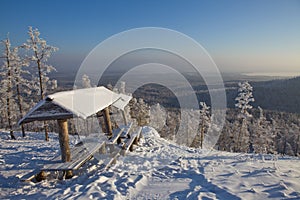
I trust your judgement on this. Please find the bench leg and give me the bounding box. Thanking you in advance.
[99,143,106,154]
[64,170,73,179]
[35,170,48,182]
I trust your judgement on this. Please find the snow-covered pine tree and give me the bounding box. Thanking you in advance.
[253,107,274,154]
[24,27,58,141]
[161,110,179,141]
[235,81,255,152]
[80,74,100,134]
[130,98,150,126]
[149,103,166,131]
[0,38,16,139]
[0,98,6,126]
[191,102,210,149]
[199,102,210,148]
[216,109,237,152]
[119,81,126,94]
[118,81,133,126]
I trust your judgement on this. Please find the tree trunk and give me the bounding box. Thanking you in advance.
[200,126,204,149]
[236,119,244,152]
[5,42,15,140]
[16,82,26,137]
[36,59,44,100]
[44,121,49,141]
[295,134,300,156]
[36,57,49,141]
[7,95,15,140]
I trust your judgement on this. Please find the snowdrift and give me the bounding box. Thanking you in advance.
[0,127,300,199]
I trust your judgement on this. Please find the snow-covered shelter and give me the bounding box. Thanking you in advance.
[18,86,132,177]
[18,86,131,124]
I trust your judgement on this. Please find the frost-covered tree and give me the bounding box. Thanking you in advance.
[191,102,210,149]
[199,102,210,149]
[160,110,179,141]
[0,38,16,139]
[11,45,31,137]
[79,74,96,134]
[81,74,91,88]
[149,103,166,131]
[235,81,255,152]
[25,26,58,141]
[176,109,200,147]
[130,98,150,126]
[252,107,274,153]
[199,102,210,148]
[119,81,126,94]
[217,119,240,152]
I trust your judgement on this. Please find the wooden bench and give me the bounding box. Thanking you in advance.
[103,126,142,169]
[20,123,141,182]
[42,141,105,171]
[122,127,142,154]
[21,139,106,181]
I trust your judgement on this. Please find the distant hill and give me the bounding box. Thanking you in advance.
[134,76,300,114]
[225,76,300,113]
[53,70,300,114]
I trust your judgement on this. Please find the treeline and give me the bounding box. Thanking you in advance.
[131,76,300,114]
[225,76,300,114]
[217,108,300,156]
[145,81,300,156]
[0,27,58,140]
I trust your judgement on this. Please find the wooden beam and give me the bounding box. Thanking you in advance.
[103,107,113,136]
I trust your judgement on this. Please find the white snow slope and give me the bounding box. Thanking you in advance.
[0,127,300,200]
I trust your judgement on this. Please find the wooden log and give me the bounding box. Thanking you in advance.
[103,107,113,136]
[57,119,71,162]
[57,119,72,179]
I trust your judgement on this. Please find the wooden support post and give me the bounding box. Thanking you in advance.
[57,119,72,179]
[103,107,113,137]
[122,110,128,126]
[57,119,71,162]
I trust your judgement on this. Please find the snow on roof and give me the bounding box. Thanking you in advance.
[18,86,132,124]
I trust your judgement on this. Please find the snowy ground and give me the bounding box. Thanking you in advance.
[1,127,300,200]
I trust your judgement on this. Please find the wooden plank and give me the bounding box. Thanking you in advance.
[122,127,142,153]
[110,128,124,144]
[135,127,142,144]
[123,133,137,153]
[42,141,105,171]
[120,122,133,138]
[20,169,42,182]
[72,141,105,170]
[90,143,122,170]
[104,147,122,170]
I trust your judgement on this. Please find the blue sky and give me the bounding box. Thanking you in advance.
[1,0,299,73]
